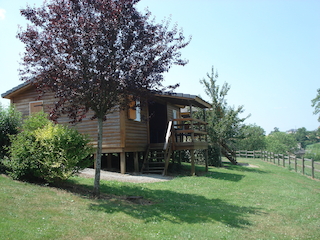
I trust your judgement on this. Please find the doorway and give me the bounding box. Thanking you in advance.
[148,102,167,143]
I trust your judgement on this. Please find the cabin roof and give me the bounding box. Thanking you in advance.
[156,92,211,108]
[2,82,211,108]
[1,81,31,99]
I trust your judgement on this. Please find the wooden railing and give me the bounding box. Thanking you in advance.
[163,121,173,175]
[172,118,208,143]
[236,150,320,180]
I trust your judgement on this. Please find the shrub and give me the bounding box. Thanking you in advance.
[305,143,320,161]
[3,112,93,182]
[0,104,22,159]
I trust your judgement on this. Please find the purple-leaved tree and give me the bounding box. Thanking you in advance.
[17,0,190,196]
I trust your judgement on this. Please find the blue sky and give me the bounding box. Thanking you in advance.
[0,0,319,134]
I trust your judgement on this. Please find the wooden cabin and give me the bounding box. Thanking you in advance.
[2,82,211,175]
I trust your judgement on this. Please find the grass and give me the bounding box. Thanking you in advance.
[1,157,319,239]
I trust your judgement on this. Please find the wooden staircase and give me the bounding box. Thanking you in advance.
[141,147,166,174]
[220,142,237,165]
[141,121,173,175]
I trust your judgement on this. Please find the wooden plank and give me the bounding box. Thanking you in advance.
[175,129,207,135]
[134,152,139,173]
[173,118,208,125]
[120,152,126,174]
[120,109,126,148]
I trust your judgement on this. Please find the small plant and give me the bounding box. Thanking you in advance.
[3,112,93,182]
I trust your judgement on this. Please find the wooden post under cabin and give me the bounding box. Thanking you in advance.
[120,152,126,174]
[107,153,112,170]
[134,152,139,173]
[190,149,195,176]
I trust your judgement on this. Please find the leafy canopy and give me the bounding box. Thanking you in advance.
[200,66,250,143]
[266,131,297,154]
[235,124,266,151]
[18,0,190,122]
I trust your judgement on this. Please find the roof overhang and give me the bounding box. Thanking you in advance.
[1,81,32,99]
[155,93,211,109]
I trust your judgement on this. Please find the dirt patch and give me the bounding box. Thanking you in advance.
[237,163,260,168]
[78,168,174,183]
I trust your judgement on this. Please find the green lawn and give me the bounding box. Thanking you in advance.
[1,158,319,240]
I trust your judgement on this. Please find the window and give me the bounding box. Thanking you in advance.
[128,98,141,122]
[29,101,43,115]
[173,109,178,128]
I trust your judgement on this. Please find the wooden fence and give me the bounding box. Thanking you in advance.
[236,150,320,180]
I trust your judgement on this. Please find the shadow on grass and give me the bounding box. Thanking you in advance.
[202,171,245,181]
[86,183,263,228]
[176,162,268,182]
[51,162,267,228]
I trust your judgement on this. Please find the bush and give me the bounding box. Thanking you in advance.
[305,143,320,161]
[3,112,93,182]
[0,104,22,159]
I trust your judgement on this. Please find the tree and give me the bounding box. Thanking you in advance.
[311,88,320,122]
[17,0,190,196]
[269,127,280,135]
[199,66,250,166]
[266,131,297,154]
[235,124,266,151]
[294,127,309,149]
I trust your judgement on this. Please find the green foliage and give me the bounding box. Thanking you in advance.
[198,66,250,165]
[235,124,266,151]
[0,104,22,159]
[293,127,320,148]
[311,88,320,122]
[3,112,93,182]
[305,143,320,161]
[266,131,298,154]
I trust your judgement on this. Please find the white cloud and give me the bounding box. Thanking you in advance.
[0,8,6,20]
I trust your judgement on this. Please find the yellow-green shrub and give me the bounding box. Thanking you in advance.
[4,112,93,182]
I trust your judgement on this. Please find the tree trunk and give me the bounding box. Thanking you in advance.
[94,117,103,197]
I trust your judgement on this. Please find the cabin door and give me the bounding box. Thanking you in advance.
[148,102,167,143]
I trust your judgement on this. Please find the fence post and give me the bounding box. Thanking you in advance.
[282,154,285,167]
[288,155,291,169]
[277,154,280,165]
[302,157,305,175]
[312,158,314,179]
[294,156,297,172]
[269,151,271,162]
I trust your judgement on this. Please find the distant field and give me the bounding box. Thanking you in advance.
[1,158,319,240]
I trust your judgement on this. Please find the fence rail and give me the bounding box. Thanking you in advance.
[236,150,320,180]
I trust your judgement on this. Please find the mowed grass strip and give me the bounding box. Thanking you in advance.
[0,157,319,240]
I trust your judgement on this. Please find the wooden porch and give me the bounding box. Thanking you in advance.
[141,115,209,176]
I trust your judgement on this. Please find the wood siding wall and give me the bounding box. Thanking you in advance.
[8,86,191,154]
[124,103,148,152]
[9,86,149,153]
[167,103,180,120]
